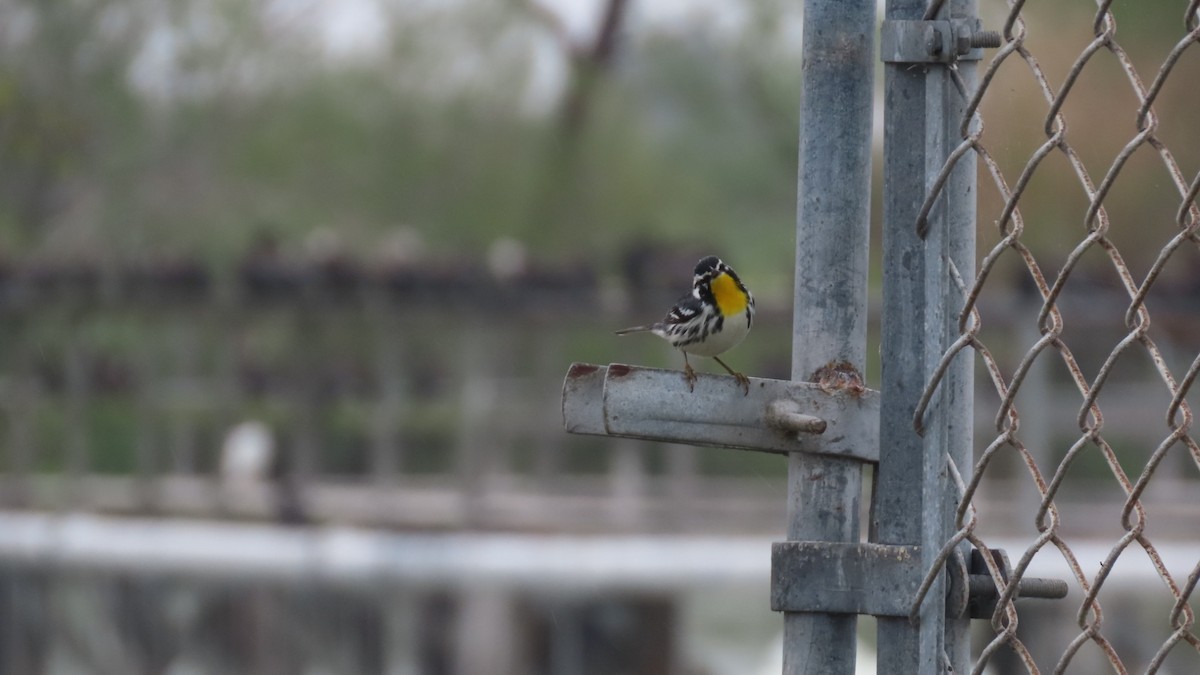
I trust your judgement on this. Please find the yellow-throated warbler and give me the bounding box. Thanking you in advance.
[616,255,754,395]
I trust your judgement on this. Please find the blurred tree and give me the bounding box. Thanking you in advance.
[514,0,632,249]
[0,0,809,271]
[3,0,1187,286]
[0,0,146,249]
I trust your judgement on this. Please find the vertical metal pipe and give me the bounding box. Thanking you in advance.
[786,1,875,672]
[938,6,978,673]
[877,0,935,669]
[877,1,979,672]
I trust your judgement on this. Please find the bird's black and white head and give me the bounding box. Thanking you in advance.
[693,255,745,289]
[691,255,752,319]
[692,255,726,287]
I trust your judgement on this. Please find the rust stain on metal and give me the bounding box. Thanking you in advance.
[566,363,600,379]
[810,360,866,396]
[608,364,633,378]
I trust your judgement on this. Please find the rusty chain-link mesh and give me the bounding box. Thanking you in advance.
[910,1,1200,673]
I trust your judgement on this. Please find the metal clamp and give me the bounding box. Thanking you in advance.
[881,18,1001,64]
[772,542,922,617]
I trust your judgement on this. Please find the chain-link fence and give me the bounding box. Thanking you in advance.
[911,1,1200,672]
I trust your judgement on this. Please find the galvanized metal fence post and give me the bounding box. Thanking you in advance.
[786,1,876,672]
[877,0,979,673]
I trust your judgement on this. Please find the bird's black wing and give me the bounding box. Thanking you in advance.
[664,294,704,326]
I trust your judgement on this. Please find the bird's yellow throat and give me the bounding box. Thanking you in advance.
[711,272,748,317]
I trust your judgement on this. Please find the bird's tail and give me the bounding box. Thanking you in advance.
[615,325,655,336]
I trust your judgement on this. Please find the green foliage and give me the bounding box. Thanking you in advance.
[0,0,811,274]
[0,0,1194,284]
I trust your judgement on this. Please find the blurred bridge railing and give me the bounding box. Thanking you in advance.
[0,255,1196,537]
[0,253,798,534]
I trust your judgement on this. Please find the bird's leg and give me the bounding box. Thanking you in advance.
[682,353,698,392]
[713,356,750,396]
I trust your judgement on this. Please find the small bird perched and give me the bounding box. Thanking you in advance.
[616,255,755,395]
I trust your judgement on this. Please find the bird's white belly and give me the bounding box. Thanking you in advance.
[681,313,751,357]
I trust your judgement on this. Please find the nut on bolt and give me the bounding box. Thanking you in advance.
[926,25,944,57]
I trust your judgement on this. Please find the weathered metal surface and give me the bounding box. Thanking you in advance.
[878,0,941,670]
[561,363,879,462]
[771,542,922,617]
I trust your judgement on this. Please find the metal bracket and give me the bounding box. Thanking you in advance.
[772,543,1067,618]
[881,19,1001,64]
[772,542,922,617]
[561,363,879,461]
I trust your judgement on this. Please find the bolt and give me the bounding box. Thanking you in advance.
[954,26,1002,56]
[967,575,1068,600]
[766,399,828,436]
[971,30,1002,49]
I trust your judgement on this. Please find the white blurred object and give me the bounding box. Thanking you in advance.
[304,226,344,263]
[487,237,528,281]
[378,226,427,266]
[220,420,275,483]
[752,626,998,675]
[752,631,876,675]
